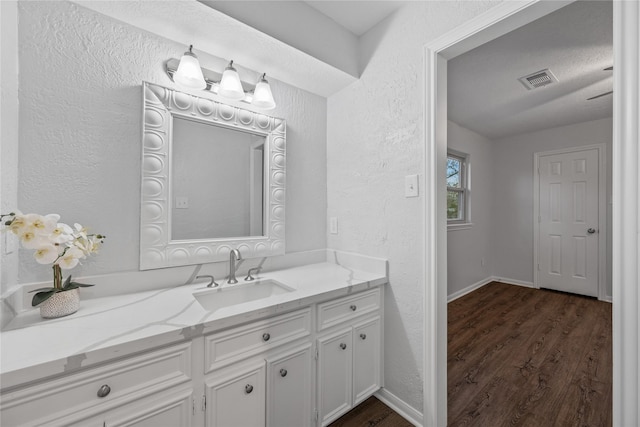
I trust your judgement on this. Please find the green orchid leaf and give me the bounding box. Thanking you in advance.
[31,290,60,307]
[28,287,57,293]
[72,282,94,288]
[63,275,72,287]
[63,282,94,290]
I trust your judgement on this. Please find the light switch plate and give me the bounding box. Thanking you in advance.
[405,174,419,197]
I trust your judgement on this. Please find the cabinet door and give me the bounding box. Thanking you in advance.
[266,343,313,427]
[205,360,266,427]
[353,317,381,405]
[317,328,352,426]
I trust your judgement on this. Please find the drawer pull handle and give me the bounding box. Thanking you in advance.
[360,333,367,340]
[340,343,347,350]
[97,384,111,398]
[245,384,254,394]
[280,368,288,377]
[350,305,357,311]
[262,333,271,341]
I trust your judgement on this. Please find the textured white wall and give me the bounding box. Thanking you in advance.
[327,0,500,413]
[14,1,327,284]
[491,117,613,297]
[0,1,20,301]
[447,121,494,296]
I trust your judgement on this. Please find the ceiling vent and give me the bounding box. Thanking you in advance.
[518,68,559,90]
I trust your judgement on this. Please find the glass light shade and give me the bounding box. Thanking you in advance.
[174,47,206,90]
[218,61,246,100]
[252,75,276,110]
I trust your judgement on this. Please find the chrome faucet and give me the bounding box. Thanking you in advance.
[228,249,242,284]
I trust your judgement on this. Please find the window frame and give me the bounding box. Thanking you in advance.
[447,150,470,227]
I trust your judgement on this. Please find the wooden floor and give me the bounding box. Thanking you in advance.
[448,282,612,427]
[329,397,414,427]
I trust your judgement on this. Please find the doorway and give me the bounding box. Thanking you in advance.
[422,1,640,426]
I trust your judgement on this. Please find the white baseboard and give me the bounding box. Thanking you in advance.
[447,276,537,303]
[447,277,494,302]
[491,276,535,288]
[374,388,423,427]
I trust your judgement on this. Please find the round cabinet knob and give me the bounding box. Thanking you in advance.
[350,305,357,311]
[280,368,288,377]
[360,333,367,340]
[587,228,596,234]
[97,384,111,398]
[340,343,347,350]
[262,333,271,342]
[245,384,254,394]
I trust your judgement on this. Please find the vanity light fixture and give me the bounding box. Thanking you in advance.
[218,61,246,100]
[165,46,277,109]
[173,45,207,90]
[252,74,276,110]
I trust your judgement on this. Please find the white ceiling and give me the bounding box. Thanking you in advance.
[304,1,406,36]
[448,0,613,140]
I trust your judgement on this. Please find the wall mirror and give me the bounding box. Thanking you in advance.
[140,82,286,270]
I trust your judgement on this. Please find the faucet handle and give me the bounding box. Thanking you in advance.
[196,275,219,288]
[245,267,261,281]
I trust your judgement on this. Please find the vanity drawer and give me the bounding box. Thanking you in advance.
[317,288,381,331]
[204,308,311,372]
[0,341,192,426]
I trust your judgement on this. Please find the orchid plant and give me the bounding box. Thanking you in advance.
[1,212,106,306]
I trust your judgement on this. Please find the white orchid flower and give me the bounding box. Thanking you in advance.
[8,213,27,235]
[50,222,74,244]
[19,229,51,249]
[58,246,84,270]
[35,213,60,235]
[33,244,60,264]
[73,223,88,239]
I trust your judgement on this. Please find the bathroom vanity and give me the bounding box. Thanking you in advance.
[0,258,387,427]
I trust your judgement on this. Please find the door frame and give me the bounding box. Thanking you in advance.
[533,144,607,300]
[423,1,640,426]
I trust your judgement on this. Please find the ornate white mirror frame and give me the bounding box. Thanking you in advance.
[140,82,286,270]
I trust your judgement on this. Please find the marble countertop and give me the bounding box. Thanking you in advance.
[0,261,387,390]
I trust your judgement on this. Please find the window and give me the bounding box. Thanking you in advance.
[447,151,469,224]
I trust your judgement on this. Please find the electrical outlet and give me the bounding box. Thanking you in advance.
[329,217,338,234]
[175,197,189,209]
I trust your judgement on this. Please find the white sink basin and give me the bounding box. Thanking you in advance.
[193,279,295,313]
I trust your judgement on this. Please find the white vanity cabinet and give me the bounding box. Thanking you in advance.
[316,289,382,426]
[0,286,384,427]
[202,308,313,427]
[0,341,193,427]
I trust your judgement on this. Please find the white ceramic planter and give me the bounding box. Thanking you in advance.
[39,288,80,319]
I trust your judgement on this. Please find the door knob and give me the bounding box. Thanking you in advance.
[587,228,596,234]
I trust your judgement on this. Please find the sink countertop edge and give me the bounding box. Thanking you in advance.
[0,262,387,391]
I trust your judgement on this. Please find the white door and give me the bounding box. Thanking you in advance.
[205,360,266,427]
[537,147,600,297]
[352,317,381,406]
[317,328,352,426]
[266,344,312,427]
